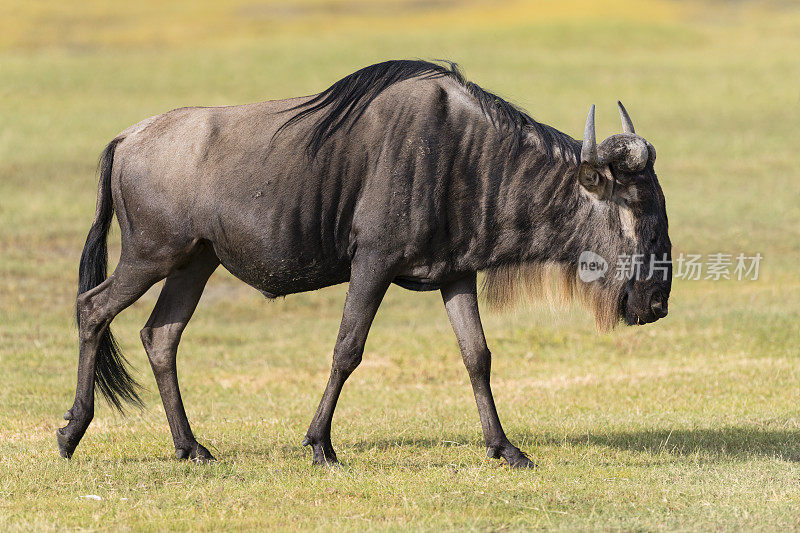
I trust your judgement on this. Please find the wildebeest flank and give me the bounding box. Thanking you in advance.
[58,60,671,468]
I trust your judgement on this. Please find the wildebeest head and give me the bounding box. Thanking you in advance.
[577,102,671,326]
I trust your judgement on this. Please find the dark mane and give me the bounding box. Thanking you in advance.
[275,59,577,160]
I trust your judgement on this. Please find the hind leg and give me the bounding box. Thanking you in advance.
[140,249,219,462]
[58,260,164,458]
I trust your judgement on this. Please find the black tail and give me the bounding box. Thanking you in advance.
[77,138,143,412]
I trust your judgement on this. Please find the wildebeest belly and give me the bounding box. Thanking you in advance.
[217,248,351,298]
[202,188,354,297]
[206,206,352,297]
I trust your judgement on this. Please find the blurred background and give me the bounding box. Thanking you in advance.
[1,0,799,529]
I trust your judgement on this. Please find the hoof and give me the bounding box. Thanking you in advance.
[176,442,216,463]
[487,444,536,469]
[57,403,92,459]
[507,453,536,469]
[56,425,83,459]
[302,435,339,466]
[57,428,73,459]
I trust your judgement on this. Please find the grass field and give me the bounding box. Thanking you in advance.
[1,0,800,530]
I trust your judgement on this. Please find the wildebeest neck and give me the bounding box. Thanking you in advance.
[447,115,585,272]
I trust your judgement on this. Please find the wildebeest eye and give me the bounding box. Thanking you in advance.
[610,164,634,185]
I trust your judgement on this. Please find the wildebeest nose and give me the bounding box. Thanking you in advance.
[650,291,668,319]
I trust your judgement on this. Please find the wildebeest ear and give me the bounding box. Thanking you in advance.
[577,162,606,196]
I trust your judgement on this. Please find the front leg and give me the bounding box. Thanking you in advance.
[441,273,534,469]
[303,255,393,465]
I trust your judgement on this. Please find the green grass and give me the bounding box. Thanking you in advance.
[1,0,800,530]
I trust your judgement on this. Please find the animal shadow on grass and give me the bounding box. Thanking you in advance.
[337,427,800,465]
[530,426,800,463]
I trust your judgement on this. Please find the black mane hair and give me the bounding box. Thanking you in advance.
[276,59,578,161]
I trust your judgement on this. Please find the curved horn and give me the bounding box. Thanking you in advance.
[617,100,635,134]
[581,104,597,164]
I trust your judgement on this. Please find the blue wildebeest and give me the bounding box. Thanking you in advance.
[58,60,671,468]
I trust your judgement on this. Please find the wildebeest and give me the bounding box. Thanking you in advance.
[57,60,671,468]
